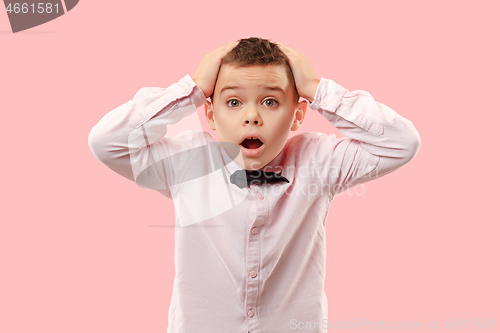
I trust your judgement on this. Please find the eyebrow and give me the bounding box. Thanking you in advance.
[219,85,285,94]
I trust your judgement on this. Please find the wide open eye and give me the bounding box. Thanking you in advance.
[227,99,242,108]
[262,99,278,107]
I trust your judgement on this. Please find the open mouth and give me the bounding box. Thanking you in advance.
[240,137,264,149]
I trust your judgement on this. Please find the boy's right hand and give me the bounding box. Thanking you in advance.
[193,41,239,98]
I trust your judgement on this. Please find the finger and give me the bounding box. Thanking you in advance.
[274,41,287,48]
[276,42,295,53]
[275,43,300,63]
[275,42,288,53]
[220,41,239,55]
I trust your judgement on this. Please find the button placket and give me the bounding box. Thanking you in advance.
[244,188,268,332]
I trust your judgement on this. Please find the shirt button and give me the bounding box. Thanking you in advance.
[247,309,255,317]
[251,227,259,235]
[256,193,264,200]
[183,87,189,93]
[249,270,257,278]
[320,99,328,106]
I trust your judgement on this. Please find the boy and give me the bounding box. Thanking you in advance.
[88,37,421,333]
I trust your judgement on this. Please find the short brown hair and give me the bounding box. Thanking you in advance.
[211,37,299,103]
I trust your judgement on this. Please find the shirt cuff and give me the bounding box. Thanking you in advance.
[180,74,207,109]
[308,77,384,136]
[309,77,347,112]
[129,75,207,128]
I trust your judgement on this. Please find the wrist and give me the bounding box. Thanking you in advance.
[303,79,320,103]
[192,78,209,98]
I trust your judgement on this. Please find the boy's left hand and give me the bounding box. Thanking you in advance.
[275,42,320,103]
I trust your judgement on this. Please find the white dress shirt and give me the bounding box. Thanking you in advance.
[88,74,421,332]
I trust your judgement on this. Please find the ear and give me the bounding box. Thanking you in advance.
[290,100,308,131]
[204,100,217,130]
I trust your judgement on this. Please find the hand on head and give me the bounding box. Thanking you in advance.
[193,40,320,103]
[193,38,315,171]
[192,41,239,98]
[273,42,320,103]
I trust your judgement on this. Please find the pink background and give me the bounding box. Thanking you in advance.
[1,0,498,332]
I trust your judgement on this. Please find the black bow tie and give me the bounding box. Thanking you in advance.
[229,169,289,188]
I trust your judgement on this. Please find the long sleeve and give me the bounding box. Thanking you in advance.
[88,75,207,199]
[307,77,421,197]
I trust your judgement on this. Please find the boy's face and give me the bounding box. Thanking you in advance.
[205,64,307,170]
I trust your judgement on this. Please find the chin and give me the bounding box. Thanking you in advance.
[242,158,272,171]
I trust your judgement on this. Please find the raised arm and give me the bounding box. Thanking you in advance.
[88,42,238,199]
[88,76,207,199]
[277,42,421,196]
[309,79,421,194]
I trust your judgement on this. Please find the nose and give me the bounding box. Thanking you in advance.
[243,107,262,126]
